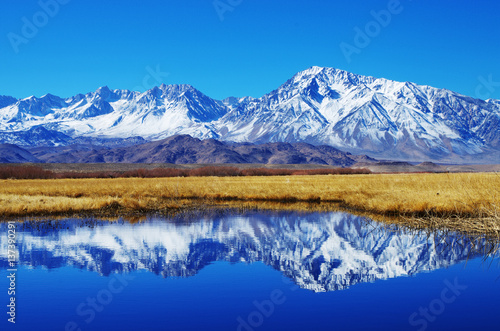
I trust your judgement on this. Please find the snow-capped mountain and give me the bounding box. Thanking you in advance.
[0,84,225,141]
[0,211,490,292]
[1,67,499,162]
[218,67,500,162]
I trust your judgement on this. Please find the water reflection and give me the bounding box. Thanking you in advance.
[0,211,496,292]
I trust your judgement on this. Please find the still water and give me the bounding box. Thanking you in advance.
[1,211,499,331]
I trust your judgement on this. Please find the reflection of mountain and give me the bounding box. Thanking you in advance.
[0,212,490,292]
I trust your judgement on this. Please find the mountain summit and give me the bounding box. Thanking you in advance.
[1,67,499,162]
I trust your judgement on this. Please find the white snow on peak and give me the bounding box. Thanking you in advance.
[1,67,499,161]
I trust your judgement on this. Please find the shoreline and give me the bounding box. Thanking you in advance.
[2,201,499,241]
[1,172,499,236]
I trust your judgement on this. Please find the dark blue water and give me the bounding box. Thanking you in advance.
[1,211,499,331]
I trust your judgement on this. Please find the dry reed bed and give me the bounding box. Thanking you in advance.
[1,173,499,235]
[0,165,370,179]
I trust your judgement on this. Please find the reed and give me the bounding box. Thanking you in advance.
[1,173,499,235]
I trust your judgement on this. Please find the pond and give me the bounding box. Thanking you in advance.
[1,211,499,330]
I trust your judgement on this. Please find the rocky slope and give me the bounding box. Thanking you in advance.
[4,135,372,165]
[1,67,499,162]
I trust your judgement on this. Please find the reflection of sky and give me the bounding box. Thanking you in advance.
[1,258,500,331]
[0,212,496,292]
[1,211,500,330]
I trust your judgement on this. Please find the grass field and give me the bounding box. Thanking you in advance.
[1,173,499,235]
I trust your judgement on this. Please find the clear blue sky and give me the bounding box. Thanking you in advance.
[1,0,499,100]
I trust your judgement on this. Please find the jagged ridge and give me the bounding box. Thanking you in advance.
[1,67,499,162]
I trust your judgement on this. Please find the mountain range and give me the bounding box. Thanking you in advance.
[0,134,373,165]
[1,66,499,163]
[0,211,488,292]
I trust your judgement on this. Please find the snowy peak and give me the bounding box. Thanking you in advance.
[289,66,372,91]
[95,85,112,96]
[0,83,228,141]
[159,84,228,122]
[1,67,500,162]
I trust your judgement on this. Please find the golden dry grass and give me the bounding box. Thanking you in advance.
[1,173,499,235]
